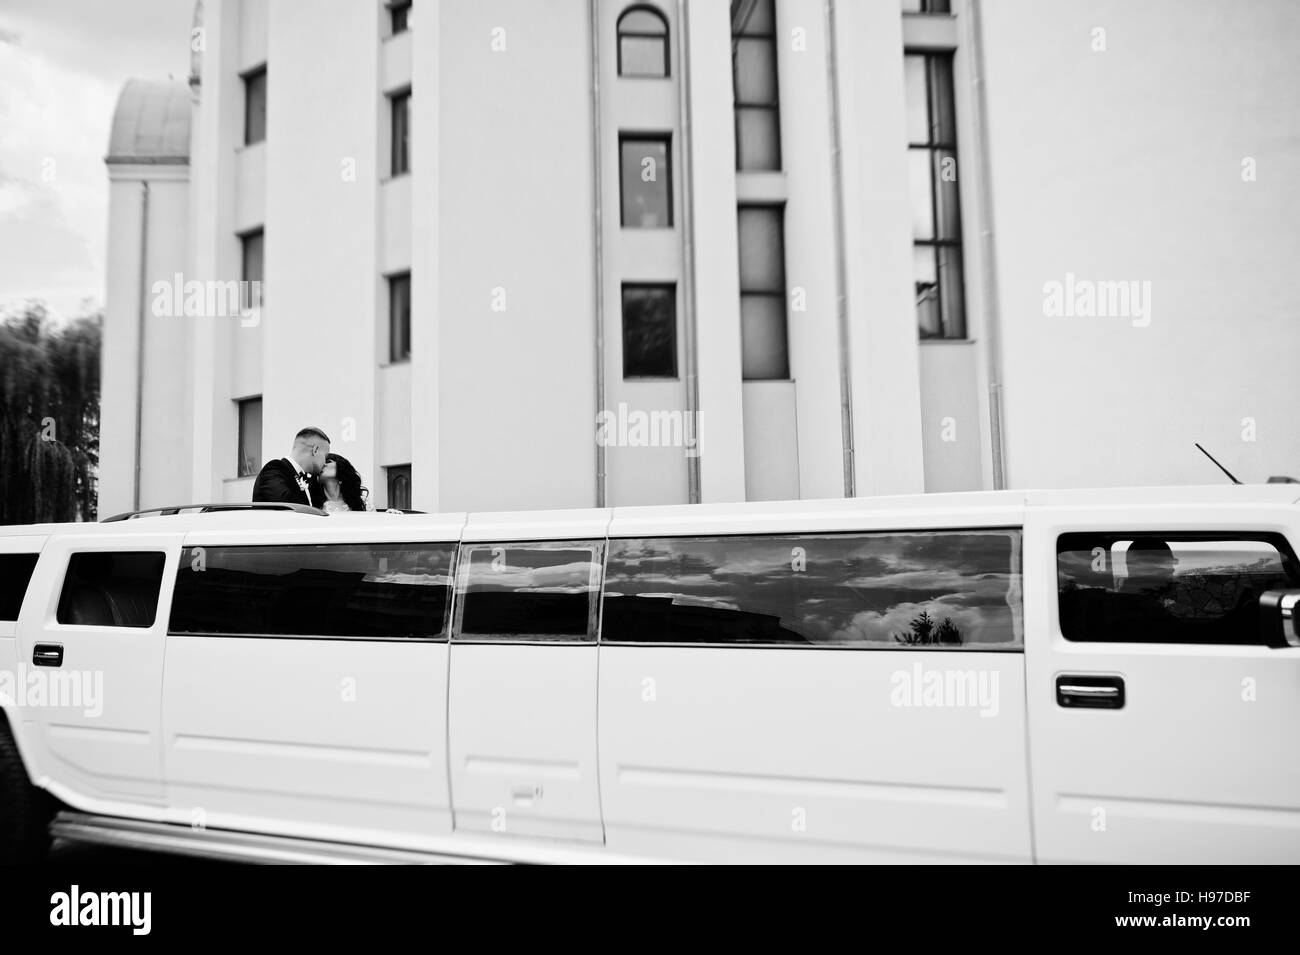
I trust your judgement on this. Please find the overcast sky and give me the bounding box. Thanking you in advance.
[0,0,191,321]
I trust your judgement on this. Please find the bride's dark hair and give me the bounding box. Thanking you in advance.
[325,453,367,511]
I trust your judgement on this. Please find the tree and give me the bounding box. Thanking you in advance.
[894,609,964,646]
[0,302,101,524]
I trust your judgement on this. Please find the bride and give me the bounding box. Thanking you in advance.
[319,453,372,512]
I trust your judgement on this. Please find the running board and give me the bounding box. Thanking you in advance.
[49,812,504,865]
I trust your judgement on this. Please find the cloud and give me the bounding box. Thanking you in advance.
[0,37,116,315]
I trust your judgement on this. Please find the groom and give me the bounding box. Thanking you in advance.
[251,426,330,508]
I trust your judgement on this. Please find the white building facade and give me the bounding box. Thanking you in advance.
[99,0,1300,517]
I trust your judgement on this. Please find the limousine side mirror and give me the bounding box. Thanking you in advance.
[1259,590,1300,649]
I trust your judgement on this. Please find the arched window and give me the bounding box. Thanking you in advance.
[617,6,669,77]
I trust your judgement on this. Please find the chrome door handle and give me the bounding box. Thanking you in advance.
[1056,674,1124,709]
[32,643,64,668]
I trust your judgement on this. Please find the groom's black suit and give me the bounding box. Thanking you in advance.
[251,458,324,508]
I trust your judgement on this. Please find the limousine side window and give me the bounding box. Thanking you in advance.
[602,530,1023,648]
[169,543,455,640]
[0,553,39,621]
[1057,533,1299,645]
[56,552,167,628]
[454,541,605,643]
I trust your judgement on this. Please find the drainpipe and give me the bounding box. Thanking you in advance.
[677,0,702,504]
[824,0,856,497]
[133,180,150,510]
[968,0,1007,489]
[589,0,607,508]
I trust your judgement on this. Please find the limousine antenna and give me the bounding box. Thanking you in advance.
[1194,443,1242,485]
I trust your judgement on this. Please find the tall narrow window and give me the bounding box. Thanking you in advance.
[389,272,411,362]
[240,228,264,313]
[390,90,411,177]
[243,65,267,145]
[619,135,672,228]
[905,52,966,339]
[731,0,780,171]
[737,205,788,379]
[389,0,411,34]
[622,284,677,378]
[617,7,669,77]
[901,0,951,12]
[387,465,412,510]
[237,397,262,478]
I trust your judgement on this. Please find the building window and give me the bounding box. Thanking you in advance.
[619,135,672,228]
[901,0,952,13]
[617,6,669,77]
[387,464,412,510]
[389,272,411,362]
[389,0,411,35]
[390,90,411,177]
[905,52,966,340]
[737,205,788,380]
[622,284,677,378]
[243,65,267,146]
[731,0,780,171]
[237,397,263,478]
[240,228,264,312]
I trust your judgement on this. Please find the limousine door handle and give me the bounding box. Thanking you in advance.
[32,643,64,668]
[1056,674,1124,709]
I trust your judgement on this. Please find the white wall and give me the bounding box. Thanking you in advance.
[834,0,927,495]
[435,0,598,511]
[261,0,380,488]
[982,0,1300,487]
[100,169,193,516]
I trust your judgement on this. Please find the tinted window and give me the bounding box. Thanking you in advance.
[618,7,669,77]
[620,136,672,228]
[57,552,166,628]
[732,0,780,171]
[455,542,603,642]
[738,205,788,380]
[391,91,410,176]
[0,553,39,621]
[237,396,262,477]
[389,272,411,362]
[244,66,266,145]
[602,531,1022,648]
[622,284,677,378]
[170,544,454,639]
[390,0,410,34]
[1058,533,1299,645]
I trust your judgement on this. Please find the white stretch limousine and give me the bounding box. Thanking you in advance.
[1,485,1298,865]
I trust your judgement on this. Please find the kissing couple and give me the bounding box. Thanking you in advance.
[251,426,372,513]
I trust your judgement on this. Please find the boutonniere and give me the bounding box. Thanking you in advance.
[295,475,309,494]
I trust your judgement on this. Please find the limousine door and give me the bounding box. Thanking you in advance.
[162,516,465,847]
[1025,496,1300,863]
[596,499,1034,863]
[447,511,609,843]
[15,529,181,808]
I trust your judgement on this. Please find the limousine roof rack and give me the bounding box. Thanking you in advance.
[101,502,327,522]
